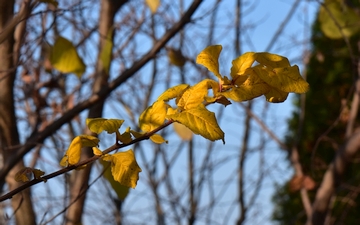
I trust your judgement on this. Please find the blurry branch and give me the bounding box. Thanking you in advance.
[308,131,360,225]
[236,101,251,225]
[0,0,204,186]
[345,43,360,137]
[0,120,174,202]
[0,0,35,45]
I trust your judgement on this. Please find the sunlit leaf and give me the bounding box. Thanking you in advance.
[60,135,100,167]
[100,28,114,74]
[93,147,103,156]
[177,79,218,110]
[86,118,124,134]
[254,65,309,93]
[150,134,168,144]
[222,68,271,102]
[319,0,360,39]
[101,160,130,200]
[157,84,190,102]
[109,150,142,189]
[173,122,193,141]
[230,52,257,85]
[168,104,224,143]
[255,52,290,69]
[50,36,86,78]
[145,0,160,14]
[139,100,167,132]
[196,45,222,79]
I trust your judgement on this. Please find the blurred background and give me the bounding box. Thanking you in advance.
[1,0,360,224]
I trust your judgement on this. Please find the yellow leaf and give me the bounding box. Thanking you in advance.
[255,52,290,69]
[173,122,193,141]
[168,48,186,67]
[101,160,130,200]
[145,0,160,14]
[196,45,222,79]
[93,147,103,156]
[150,134,168,144]
[100,28,114,74]
[222,68,271,102]
[230,52,257,85]
[177,79,218,110]
[319,0,360,39]
[86,118,124,134]
[109,150,142,189]
[130,130,145,139]
[139,100,167,132]
[39,0,58,7]
[50,36,86,78]
[265,88,289,103]
[15,167,45,182]
[118,127,133,144]
[168,104,224,143]
[157,84,190,102]
[60,135,100,167]
[205,95,232,107]
[254,65,309,93]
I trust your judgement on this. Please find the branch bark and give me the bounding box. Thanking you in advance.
[0,0,36,224]
[0,0,204,187]
[308,131,360,225]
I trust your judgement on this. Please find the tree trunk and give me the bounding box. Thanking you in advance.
[65,1,126,224]
[0,0,36,224]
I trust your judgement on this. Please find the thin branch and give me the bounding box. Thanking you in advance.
[0,0,204,186]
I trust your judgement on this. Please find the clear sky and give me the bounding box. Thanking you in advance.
[23,1,320,224]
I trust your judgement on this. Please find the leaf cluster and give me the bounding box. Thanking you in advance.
[14,45,308,199]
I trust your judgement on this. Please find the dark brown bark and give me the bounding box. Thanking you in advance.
[0,0,36,224]
[65,1,126,224]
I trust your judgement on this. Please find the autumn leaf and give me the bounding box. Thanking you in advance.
[319,0,360,39]
[230,52,257,85]
[264,87,289,103]
[173,122,193,141]
[100,28,114,74]
[255,52,290,69]
[39,0,58,7]
[86,118,124,134]
[117,127,133,144]
[150,134,168,144]
[60,135,100,167]
[139,100,167,132]
[168,48,186,67]
[105,150,142,189]
[157,84,190,102]
[254,65,309,93]
[15,167,45,182]
[50,36,86,78]
[176,79,219,110]
[101,160,130,200]
[145,0,160,14]
[168,104,225,143]
[196,45,222,79]
[92,147,103,156]
[222,67,271,102]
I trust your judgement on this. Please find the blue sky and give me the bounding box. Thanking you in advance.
[21,1,320,224]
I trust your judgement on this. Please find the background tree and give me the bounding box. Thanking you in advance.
[0,0,316,224]
[272,0,360,224]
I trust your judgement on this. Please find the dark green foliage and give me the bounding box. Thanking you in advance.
[272,6,360,224]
